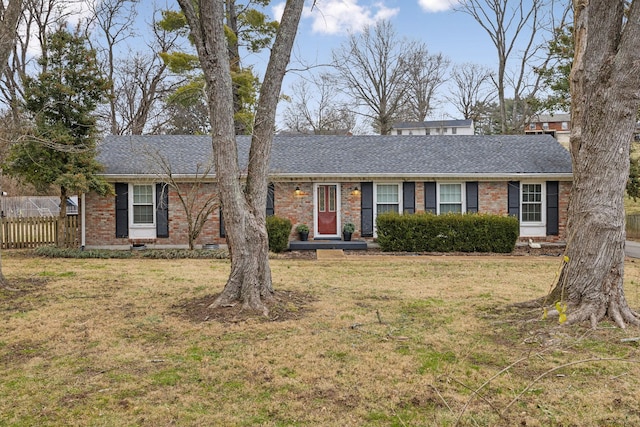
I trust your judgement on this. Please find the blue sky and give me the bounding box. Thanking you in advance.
[64,0,512,124]
[272,0,494,69]
[264,0,497,122]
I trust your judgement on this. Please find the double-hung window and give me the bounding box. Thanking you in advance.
[376,184,400,214]
[521,184,543,223]
[132,184,154,225]
[439,183,463,213]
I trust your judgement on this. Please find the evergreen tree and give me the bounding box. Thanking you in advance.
[5,27,111,244]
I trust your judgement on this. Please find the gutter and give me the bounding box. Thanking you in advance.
[98,172,574,181]
[81,193,86,249]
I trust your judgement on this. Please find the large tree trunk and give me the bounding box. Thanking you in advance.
[177,0,304,314]
[544,0,640,328]
[0,0,22,290]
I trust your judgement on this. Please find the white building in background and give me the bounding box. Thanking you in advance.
[392,119,475,136]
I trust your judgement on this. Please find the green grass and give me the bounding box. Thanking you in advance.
[2,251,640,426]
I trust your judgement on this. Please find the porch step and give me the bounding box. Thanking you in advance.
[288,239,368,251]
[316,249,345,260]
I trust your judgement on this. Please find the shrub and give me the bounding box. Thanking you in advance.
[34,246,230,259]
[376,212,519,253]
[266,215,293,253]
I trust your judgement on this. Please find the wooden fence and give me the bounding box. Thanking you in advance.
[627,214,640,240]
[0,216,78,249]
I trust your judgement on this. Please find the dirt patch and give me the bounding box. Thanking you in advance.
[174,289,317,324]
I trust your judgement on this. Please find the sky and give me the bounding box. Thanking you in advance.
[265,0,499,122]
[61,0,533,128]
[273,0,493,68]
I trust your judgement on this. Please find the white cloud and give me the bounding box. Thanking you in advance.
[302,0,399,35]
[417,0,459,13]
[272,2,286,22]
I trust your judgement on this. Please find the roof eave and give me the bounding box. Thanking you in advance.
[100,172,573,182]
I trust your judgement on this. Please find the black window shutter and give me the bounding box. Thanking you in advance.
[266,182,275,216]
[466,182,479,213]
[115,183,128,238]
[361,182,374,237]
[508,181,520,218]
[219,207,226,238]
[156,183,169,238]
[403,182,415,214]
[546,181,559,235]
[424,182,437,213]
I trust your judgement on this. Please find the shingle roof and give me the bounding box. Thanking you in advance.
[96,134,572,178]
[392,119,473,129]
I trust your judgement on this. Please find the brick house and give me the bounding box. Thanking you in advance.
[525,113,571,148]
[82,134,572,249]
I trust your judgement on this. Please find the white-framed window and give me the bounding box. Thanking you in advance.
[132,184,155,225]
[521,183,543,223]
[396,130,402,135]
[561,121,568,130]
[376,184,400,215]
[529,123,536,130]
[452,127,457,134]
[438,183,464,214]
[425,129,430,135]
[542,122,549,130]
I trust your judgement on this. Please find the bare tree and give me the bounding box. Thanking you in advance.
[0,0,22,69]
[456,0,558,133]
[331,20,413,135]
[176,0,304,314]
[537,0,640,328]
[281,73,357,135]
[446,63,495,123]
[84,0,138,134]
[402,47,450,122]
[139,144,218,250]
[85,2,182,135]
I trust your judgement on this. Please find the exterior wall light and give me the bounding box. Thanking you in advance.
[351,186,361,196]
[294,186,303,196]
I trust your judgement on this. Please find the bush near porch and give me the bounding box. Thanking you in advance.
[376,212,519,253]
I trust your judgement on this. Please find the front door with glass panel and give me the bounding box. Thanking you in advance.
[317,184,337,236]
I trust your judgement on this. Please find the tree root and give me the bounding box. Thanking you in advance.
[542,301,640,329]
[0,277,20,292]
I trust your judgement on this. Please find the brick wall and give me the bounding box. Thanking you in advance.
[85,179,570,248]
[84,182,222,248]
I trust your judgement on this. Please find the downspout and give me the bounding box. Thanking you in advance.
[81,193,86,250]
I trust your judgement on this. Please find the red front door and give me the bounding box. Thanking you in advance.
[317,185,337,235]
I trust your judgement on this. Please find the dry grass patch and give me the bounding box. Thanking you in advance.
[2,251,640,426]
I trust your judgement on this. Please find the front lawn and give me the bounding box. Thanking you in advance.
[2,251,640,426]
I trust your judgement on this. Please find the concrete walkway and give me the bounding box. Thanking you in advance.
[626,240,640,258]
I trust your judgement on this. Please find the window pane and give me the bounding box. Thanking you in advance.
[329,186,336,212]
[521,184,542,222]
[522,204,542,222]
[133,185,153,204]
[440,204,462,214]
[377,185,398,203]
[318,187,326,212]
[440,184,461,203]
[377,204,399,214]
[133,205,154,224]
